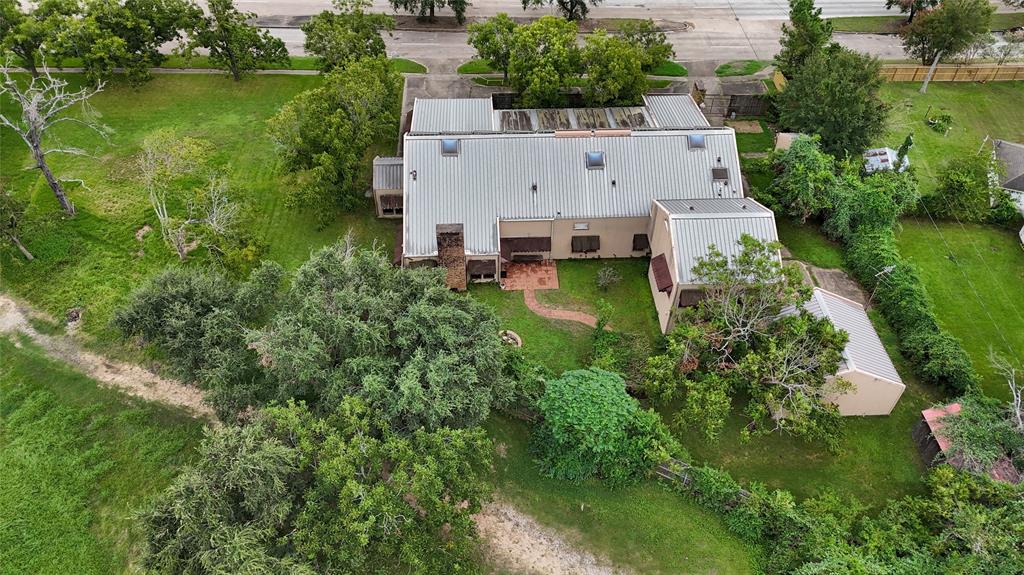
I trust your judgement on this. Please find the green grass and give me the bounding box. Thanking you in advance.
[715,60,770,77]
[458,59,496,74]
[389,58,428,74]
[0,336,203,574]
[1,74,399,346]
[829,13,1024,33]
[734,121,774,154]
[49,55,425,73]
[648,61,688,77]
[776,218,848,270]
[879,81,1024,195]
[895,220,1024,400]
[486,416,759,574]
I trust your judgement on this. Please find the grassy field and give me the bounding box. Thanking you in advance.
[1,74,399,345]
[828,13,1024,33]
[0,336,203,574]
[776,218,848,270]
[878,81,1024,194]
[733,120,775,155]
[486,416,758,574]
[50,55,426,73]
[715,60,770,77]
[458,59,496,74]
[896,220,1024,400]
[648,61,689,77]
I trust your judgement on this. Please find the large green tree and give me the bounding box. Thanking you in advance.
[267,56,401,215]
[900,0,994,66]
[189,0,289,80]
[777,45,887,157]
[467,12,517,81]
[579,30,648,107]
[885,0,938,23]
[142,399,493,575]
[302,0,394,72]
[617,18,674,72]
[926,151,1006,223]
[775,0,833,78]
[390,0,470,24]
[0,0,79,76]
[520,0,600,21]
[507,16,578,108]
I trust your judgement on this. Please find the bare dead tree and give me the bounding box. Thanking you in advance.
[990,348,1023,432]
[0,59,108,216]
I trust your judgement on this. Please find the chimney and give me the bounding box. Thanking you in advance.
[436,223,467,291]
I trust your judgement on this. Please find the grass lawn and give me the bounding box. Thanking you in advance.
[52,55,426,73]
[648,61,688,77]
[487,416,759,574]
[1,74,399,346]
[829,13,1024,33]
[458,59,496,74]
[895,219,1024,400]
[878,81,1024,194]
[389,58,428,74]
[734,120,774,155]
[776,218,847,270]
[715,60,770,77]
[0,336,203,574]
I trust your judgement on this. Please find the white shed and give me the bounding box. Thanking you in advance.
[863,147,908,174]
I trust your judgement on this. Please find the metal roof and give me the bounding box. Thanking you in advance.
[409,98,493,133]
[995,140,1024,192]
[402,128,744,257]
[643,94,710,128]
[663,198,778,284]
[790,288,904,385]
[372,156,403,190]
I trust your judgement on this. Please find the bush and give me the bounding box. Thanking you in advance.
[926,153,1002,223]
[595,265,621,291]
[901,331,977,393]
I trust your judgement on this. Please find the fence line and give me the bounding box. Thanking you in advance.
[880,64,1024,82]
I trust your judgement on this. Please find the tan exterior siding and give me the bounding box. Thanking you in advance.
[647,203,679,333]
[499,217,651,260]
[829,370,906,416]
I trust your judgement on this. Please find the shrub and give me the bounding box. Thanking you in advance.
[926,153,1003,223]
[595,265,621,291]
[901,331,977,393]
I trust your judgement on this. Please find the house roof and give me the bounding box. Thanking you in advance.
[643,95,711,128]
[372,156,403,190]
[402,128,744,257]
[657,198,778,285]
[995,139,1024,192]
[791,288,903,385]
[410,98,494,133]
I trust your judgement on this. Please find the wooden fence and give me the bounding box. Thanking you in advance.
[881,64,1024,82]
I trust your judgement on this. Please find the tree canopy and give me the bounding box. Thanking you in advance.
[302,0,394,72]
[467,12,517,80]
[617,19,674,72]
[579,31,648,107]
[507,16,579,108]
[900,0,994,65]
[189,0,290,80]
[775,0,833,78]
[390,0,470,24]
[0,0,79,76]
[521,0,600,21]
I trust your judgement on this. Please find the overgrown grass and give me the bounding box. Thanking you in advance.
[0,336,203,574]
[878,81,1024,194]
[648,61,688,77]
[829,13,1024,33]
[776,218,847,270]
[715,60,770,77]
[458,59,496,74]
[486,416,759,574]
[895,220,1024,400]
[1,74,399,346]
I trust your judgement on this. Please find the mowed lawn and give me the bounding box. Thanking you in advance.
[0,336,204,574]
[878,81,1024,194]
[0,74,399,345]
[896,220,1024,400]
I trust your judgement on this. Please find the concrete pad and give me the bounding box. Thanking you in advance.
[809,266,871,308]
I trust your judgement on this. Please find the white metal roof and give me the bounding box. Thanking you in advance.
[409,98,493,133]
[662,198,779,284]
[402,128,744,257]
[788,288,904,385]
[372,156,403,190]
[643,95,711,128]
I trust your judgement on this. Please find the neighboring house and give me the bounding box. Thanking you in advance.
[379,94,776,299]
[914,403,1022,484]
[782,288,906,416]
[863,147,908,174]
[992,140,1024,245]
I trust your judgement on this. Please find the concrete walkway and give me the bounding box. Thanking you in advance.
[523,289,600,329]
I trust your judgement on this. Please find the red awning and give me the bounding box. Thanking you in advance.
[651,253,673,292]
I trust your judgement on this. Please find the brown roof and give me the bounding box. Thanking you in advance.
[651,253,673,292]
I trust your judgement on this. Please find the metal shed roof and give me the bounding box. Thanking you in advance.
[643,94,710,128]
[410,98,493,133]
[662,198,778,284]
[402,128,744,257]
[372,156,403,190]
[789,288,904,385]
[995,140,1024,193]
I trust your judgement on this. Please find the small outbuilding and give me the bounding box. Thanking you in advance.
[913,403,1022,484]
[863,147,908,174]
[992,140,1024,245]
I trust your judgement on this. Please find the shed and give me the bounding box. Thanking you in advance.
[863,147,908,174]
[914,403,1022,484]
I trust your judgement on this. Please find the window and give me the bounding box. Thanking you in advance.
[573,222,590,231]
[571,235,601,253]
[632,233,649,252]
[585,151,605,169]
[441,139,459,156]
[687,134,706,150]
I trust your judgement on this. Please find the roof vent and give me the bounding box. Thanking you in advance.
[687,134,706,150]
[585,151,605,169]
[531,183,538,192]
[712,167,729,182]
[441,139,459,156]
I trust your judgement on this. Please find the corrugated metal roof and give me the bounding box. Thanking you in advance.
[372,156,403,190]
[791,288,903,385]
[410,98,493,133]
[402,129,744,257]
[657,197,772,216]
[667,200,778,284]
[644,95,710,128]
[995,140,1024,192]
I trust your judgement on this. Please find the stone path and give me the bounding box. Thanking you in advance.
[523,289,600,329]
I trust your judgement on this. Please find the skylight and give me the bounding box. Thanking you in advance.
[712,167,729,182]
[687,134,706,150]
[441,139,459,156]
[585,151,605,169]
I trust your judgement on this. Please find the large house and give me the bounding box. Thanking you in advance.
[374,94,780,332]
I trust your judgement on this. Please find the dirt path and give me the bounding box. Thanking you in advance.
[474,501,631,575]
[0,293,215,420]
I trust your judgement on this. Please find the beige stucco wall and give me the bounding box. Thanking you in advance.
[499,217,651,260]
[373,188,403,218]
[828,370,906,416]
[646,203,680,333]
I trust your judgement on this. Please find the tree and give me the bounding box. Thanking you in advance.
[768,135,838,222]
[990,350,1023,433]
[0,0,79,77]
[507,16,579,108]
[189,0,289,81]
[249,242,509,431]
[900,0,994,66]
[823,169,919,243]
[990,29,1024,65]
[0,63,108,216]
[390,0,469,24]
[267,56,401,216]
[302,0,394,72]
[939,393,1024,475]
[521,0,600,21]
[142,399,493,574]
[926,152,1002,222]
[533,367,679,487]
[617,19,674,72]
[777,45,887,157]
[0,187,34,260]
[467,13,517,81]
[579,30,648,107]
[885,0,938,23]
[775,0,833,78]
[895,132,914,170]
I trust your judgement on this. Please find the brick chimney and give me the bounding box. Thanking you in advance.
[436,223,467,291]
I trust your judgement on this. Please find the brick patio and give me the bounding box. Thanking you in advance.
[501,261,560,291]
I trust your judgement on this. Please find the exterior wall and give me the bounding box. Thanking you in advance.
[467,255,499,283]
[373,188,403,218]
[499,217,650,260]
[646,203,679,333]
[829,370,906,416]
